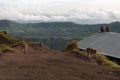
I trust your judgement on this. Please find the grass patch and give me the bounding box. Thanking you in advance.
[12,39,31,47]
[0,32,15,44]
[72,49,86,55]
[96,53,120,68]
[0,44,15,53]
[71,49,120,68]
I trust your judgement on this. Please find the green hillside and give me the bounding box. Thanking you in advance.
[0,20,99,39]
[0,20,119,39]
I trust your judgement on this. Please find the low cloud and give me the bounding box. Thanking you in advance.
[0,7,120,24]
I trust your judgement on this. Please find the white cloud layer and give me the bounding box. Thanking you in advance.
[0,0,120,24]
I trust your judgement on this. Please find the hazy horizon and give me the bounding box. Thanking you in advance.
[0,0,120,24]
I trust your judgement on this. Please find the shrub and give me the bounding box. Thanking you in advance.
[64,40,79,50]
[3,31,7,35]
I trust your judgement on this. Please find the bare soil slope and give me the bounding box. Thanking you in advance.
[0,43,119,80]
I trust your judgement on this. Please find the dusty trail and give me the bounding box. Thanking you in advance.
[0,44,119,80]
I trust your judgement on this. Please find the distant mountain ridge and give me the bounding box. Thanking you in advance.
[0,20,120,38]
[0,20,120,50]
[0,19,120,39]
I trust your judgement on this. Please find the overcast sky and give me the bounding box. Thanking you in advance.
[0,0,120,24]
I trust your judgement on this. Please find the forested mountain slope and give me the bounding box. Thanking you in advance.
[0,20,120,50]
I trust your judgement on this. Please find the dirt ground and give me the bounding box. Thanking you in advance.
[0,44,119,80]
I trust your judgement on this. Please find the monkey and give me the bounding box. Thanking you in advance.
[20,40,28,54]
[86,48,97,58]
[100,26,105,32]
[106,26,110,32]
